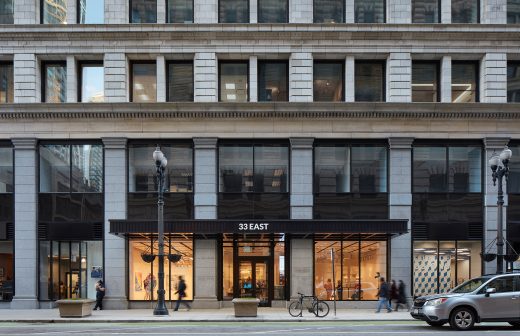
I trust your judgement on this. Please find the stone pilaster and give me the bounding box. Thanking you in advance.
[195,0,218,23]
[441,0,451,23]
[386,53,411,103]
[345,0,355,22]
[440,56,452,103]
[482,0,507,24]
[387,0,411,23]
[157,0,166,23]
[66,55,77,103]
[289,53,313,102]
[250,0,258,23]
[14,0,38,24]
[480,53,507,103]
[289,0,313,23]
[249,56,258,102]
[104,53,127,103]
[105,0,128,23]
[14,54,38,103]
[194,53,218,102]
[290,239,314,298]
[67,0,76,24]
[290,138,314,219]
[156,55,167,102]
[345,56,355,102]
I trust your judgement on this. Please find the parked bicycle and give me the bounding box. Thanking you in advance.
[288,292,330,317]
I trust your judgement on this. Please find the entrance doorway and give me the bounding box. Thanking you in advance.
[238,259,269,306]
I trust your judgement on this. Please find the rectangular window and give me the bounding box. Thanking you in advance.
[167,61,193,102]
[78,0,104,23]
[219,0,248,23]
[43,62,67,103]
[219,62,248,102]
[0,241,13,301]
[131,62,157,102]
[452,0,479,23]
[0,0,13,24]
[452,62,478,103]
[258,0,288,23]
[355,61,384,102]
[355,0,385,23]
[130,0,157,23]
[0,147,13,193]
[313,62,344,102]
[42,0,68,23]
[510,145,520,193]
[167,0,193,23]
[508,0,520,23]
[508,62,520,102]
[0,63,13,103]
[79,63,104,102]
[412,0,439,23]
[412,62,439,102]
[258,61,288,102]
[313,0,344,23]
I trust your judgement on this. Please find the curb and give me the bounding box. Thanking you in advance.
[0,318,417,323]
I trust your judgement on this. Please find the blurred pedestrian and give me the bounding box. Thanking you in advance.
[93,280,105,310]
[174,276,191,311]
[396,280,410,311]
[375,277,392,313]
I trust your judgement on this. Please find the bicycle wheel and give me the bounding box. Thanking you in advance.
[288,301,303,317]
[313,300,330,317]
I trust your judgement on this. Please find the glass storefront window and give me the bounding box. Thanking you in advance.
[355,0,385,23]
[219,62,248,102]
[452,62,478,103]
[313,62,344,102]
[222,243,234,300]
[80,63,104,102]
[130,0,157,23]
[273,239,285,300]
[258,61,288,102]
[132,62,157,102]
[313,0,344,23]
[42,0,67,24]
[167,0,193,23]
[0,63,13,103]
[167,62,194,102]
[258,0,287,23]
[219,0,248,23]
[412,62,438,102]
[509,0,520,23]
[508,62,520,103]
[43,63,67,103]
[355,62,384,102]
[452,0,479,23]
[0,0,13,24]
[412,0,439,23]
[78,0,104,23]
[0,241,13,301]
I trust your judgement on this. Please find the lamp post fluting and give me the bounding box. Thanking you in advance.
[153,146,169,315]
[488,146,512,274]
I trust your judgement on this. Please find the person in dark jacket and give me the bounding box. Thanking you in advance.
[390,280,399,310]
[375,277,392,313]
[396,280,410,311]
[174,276,191,311]
[93,280,105,310]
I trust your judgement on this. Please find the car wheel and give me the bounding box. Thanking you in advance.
[508,322,520,328]
[449,307,476,331]
[426,321,445,327]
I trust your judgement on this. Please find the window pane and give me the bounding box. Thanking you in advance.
[38,241,51,301]
[130,0,157,23]
[0,64,13,103]
[40,145,70,192]
[342,241,360,300]
[132,63,156,102]
[314,62,344,102]
[0,147,13,193]
[315,146,350,193]
[412,0,439,23]
[254,146,289,192]
[413,147,447,192]
[219,0,248,23]
[78,0,104,23]
[359,241,386,300]
[355,0,385,23]
[167,0,193,23]
[44,64,67,103]
[258,0,287,23]
[167,62,193,102]
[219,146,253,192]
[351,147,387,193]
[509,145,520,193]
[258,62,288,102]
[71,145,103,192]
[222,243,233,300]
[0,0,13,24]
[413,241,438,296]
[456,241,481,286]
[43,0,67,24]
[508,0,520,23]
[80,65,104,102]
[508,63,520,102]
[314,241,341,300]
[448,147,481,193]
[412,62,438,102]
[314,0,344,23]
[355,62,384,102]
[452,0,479,23]
[273,239,285,300]
[219,62,248,102]
[452,63,478,103]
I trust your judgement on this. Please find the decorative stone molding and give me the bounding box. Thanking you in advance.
[102,137,127,149]
[11,138,37,149]
[388,137,414,149]
[290,138,314,149]
[193,137,218,149]
[484,137,510,150]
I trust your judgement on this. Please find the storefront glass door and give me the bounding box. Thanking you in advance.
[238,259,269,306]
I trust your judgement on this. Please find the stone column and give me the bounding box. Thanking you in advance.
[193,138,219,308]
[481,0,507,24]
[387,0,411,23]
[441,0,451,23]
[345,0,355,22]
[480,53,507,103]
[440,56,452,103]
[289,0,313,23]
[250,0,258,23]
[11,138,38,309]
[102,137,128,309]
[156,55,167,103]
[105,0,128,23]
[388,137,413,299]
[66,55,77,103]
[67,0,77,24]
[104,53,128,103]
[14,54,39,103]
[289,53,313,102]
[194,53,218,102]
[249,56,258,102]
[290,239,314,298]
[483,137,510,275]
[345,56,355,102]
[386,53,411,103]
[157,0,166,23]
[194,0,218,23]
[14,0,38,24]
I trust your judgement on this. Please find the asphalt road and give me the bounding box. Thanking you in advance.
[1,321,520,336]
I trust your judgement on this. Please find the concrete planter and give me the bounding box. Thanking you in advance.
[231,298,260,317]
[56,299,95,317]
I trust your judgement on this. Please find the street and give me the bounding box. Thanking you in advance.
[0,321,519,336]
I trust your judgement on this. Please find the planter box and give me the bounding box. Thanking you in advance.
[231,298,260,317]
[56,299,95,317]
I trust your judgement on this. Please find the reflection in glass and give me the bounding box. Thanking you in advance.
[412,0,439,23]
[219,146,253,192]
[355,62,384,102]
[313,0,344,23]
[452,62,478,102]
[313,62,344,102]
[0,147,13,193]
[413,147,447,193]
[0,0,13,24]
[254,146,289,193]
[80,64,104,102]
[509,145,520,193]
[507,62,520,103]
[78,0,104,23]
[314,146,350,193]
[131,0,157,23]
[40,145,71,192]
[0,63,13,103]
[167,62,193,102]
[259,0,287,23]
[351,147,387,193]
[508,0,520,23]
[219,0,248,23]
[355,0,385,23]
[412,62,438,102]
[219,62,248,102]
[222,244,234,300]
[71,145,103,192]
[43,0,68,24]
[448,147,481,193]
[167,0,193,23]
[274,240,285,300]
[132,63,156,102]
[452,0,479,23]
[44,63,67,103]
[258,62,288,102]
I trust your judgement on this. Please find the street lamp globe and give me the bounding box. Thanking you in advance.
[153,147,164,162]
[488,155,500,171]
[161,157,167,168]
[500,146,512,163]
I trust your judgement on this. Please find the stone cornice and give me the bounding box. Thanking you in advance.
[11,138,37,149]
[102,137,128,149]
[290,137,315,149]
[193,137,218,149]
[484,137,511,149]
[388,137,415,149]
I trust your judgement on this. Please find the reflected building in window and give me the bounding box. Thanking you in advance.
[42,0,68,24]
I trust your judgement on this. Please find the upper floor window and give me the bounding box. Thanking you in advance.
[313,61,344,102]
[314,0,344,23]
[314,144,387,193]
[413,145,482,193]
[130,0,157,23]
[355,61,385,102]
[0,146,13,193]
[79,62,104,102]
[131,61,156,102]
[412,0,439,23]
[78,0,104,23]
[355,0,385,23]
[39,144,103,193]
[0,63,13,103]
[508,0,520,23]
[507,62,520,103]
[167,61,193,102]
[509,144,520,193]
[0,0,13,24]
[43,62,67,103]
[452,62,478,103]
[42,0,68,24]
[452,0,479,23]
[258,61,288,101]
[219,0,248,23]
[167,0,193,23]
[219,61,248,102]
[259,0,288,23]
[412,62,439,102]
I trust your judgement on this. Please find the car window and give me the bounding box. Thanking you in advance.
[515,276,520,291]
[479,276,515,294]
[451,277,490,293]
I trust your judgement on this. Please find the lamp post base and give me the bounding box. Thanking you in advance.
[153,306,169,316]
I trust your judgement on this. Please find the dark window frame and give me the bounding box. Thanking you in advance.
[258,0,289,23]
[218,0,250,23]
[411,0,441,23]
[129,60,157,103]
[77,0,105,23]
[41,61,67,103]
[0,61,14,104]
[166,60,194,102]
[0,0,14,24]
[257,60,289,102]
[451,0,480,23]
[0,141,14,195]
[353,0,386,23]
[507,61,520,103]
[218,60,250,103]
[451,60,480,103]
[165,0,194,23]
[313,60,345,102]
[411,60,440,103]
[313,0,346,23]
[354,60,386,102]
[129,0,158,23]
[77,61,104,103]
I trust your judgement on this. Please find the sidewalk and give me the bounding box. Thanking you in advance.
[0,308,415,323]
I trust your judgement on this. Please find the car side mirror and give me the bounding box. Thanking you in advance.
[485,288,496,297]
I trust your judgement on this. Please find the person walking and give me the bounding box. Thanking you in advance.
[93,280,105,310]
[375,277,392,313]
[174,276,191,311]
[390,280,399,311]
[396,280,410,312]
